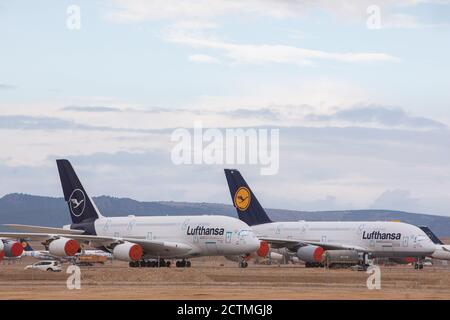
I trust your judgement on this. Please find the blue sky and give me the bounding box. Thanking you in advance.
[1,1,450,216]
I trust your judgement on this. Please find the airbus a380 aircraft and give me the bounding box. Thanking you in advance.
[0,160,260,268]
[224,169,438,269]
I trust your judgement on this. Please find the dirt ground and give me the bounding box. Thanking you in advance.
[1,256,449,300]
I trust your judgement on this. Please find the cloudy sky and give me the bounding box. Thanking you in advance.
[1,1,450,216]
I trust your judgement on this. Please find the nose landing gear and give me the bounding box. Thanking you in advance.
[413,258,424,270]
[238,260,249,268]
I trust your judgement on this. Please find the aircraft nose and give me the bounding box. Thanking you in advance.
[248,234,260,252]
[426,242,437,254]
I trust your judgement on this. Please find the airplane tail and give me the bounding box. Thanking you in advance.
[419,226,444,245]
[224,169,272,226]
[56,159,102,225]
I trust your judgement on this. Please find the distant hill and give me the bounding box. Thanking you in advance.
[1,193,449,236]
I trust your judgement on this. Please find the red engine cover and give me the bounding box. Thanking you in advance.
[64,239,80,256]
[313,246,324,262]
[256,241,270,258]
[129,244,143,261]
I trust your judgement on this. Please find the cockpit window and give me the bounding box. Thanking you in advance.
[415,235,427,242]
[238,230,255,237]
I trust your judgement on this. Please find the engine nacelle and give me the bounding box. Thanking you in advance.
[113,242,143,262]
[48,237,80,257]
[268,252,283,261]
[0,241,4,260]
[296,245,324,263]
[3,240,24,258]
[256,241,270,258]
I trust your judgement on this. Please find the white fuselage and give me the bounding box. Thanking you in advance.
[90,215,260,259]
[252,221,436,258]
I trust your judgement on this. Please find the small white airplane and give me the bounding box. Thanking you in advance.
[0,160,260,268]
[224,169,438,269]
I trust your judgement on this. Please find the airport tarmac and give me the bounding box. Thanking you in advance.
[1,256,449,300]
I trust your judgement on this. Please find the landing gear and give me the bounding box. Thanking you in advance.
[129,261,139,268]
[305,262,321,268]
[175,259,191,268]
[129,259,171,268]
[414,258,424,270]
[239,261,248,268]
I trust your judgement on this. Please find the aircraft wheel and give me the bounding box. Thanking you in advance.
[166,261,171,268]
[186,261,191,268]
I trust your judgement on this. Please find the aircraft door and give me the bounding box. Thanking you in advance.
[225,232,232,243]
[403,236,409,247]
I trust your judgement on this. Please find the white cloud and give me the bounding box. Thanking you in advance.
[165,31,399,66]
[1,99,450,214]
[105,0,302,22]
[106,0,448,28]
[188,54,221,64]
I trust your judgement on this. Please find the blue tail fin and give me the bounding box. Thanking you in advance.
[224,169,272,226]
[419,226,444,245]
[56,159,101,225]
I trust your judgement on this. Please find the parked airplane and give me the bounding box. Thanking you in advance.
[224,169,437,269]
[419,226,450,260]
[0,160,260,268]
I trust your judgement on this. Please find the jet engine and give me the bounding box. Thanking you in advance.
[48,237,80,257]
[296,245,324,263]
[256,241,270,258]
[3,240,24,258]
[113,242,143,262]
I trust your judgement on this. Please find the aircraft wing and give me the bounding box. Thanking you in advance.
[3,224,84,235]
[0,232,193,257]
[259,237,368,252]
